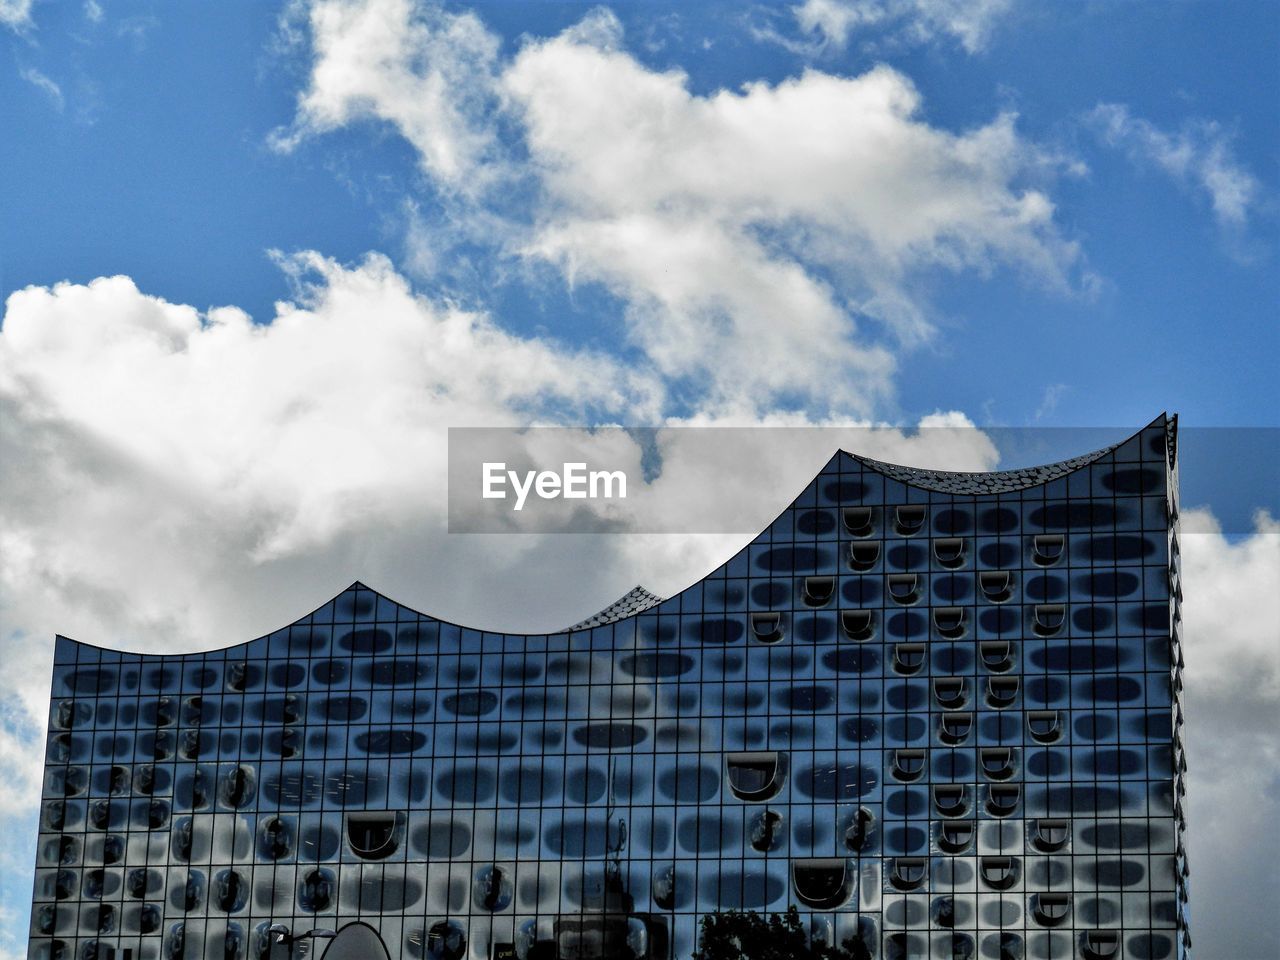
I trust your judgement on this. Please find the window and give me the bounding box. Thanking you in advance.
[893,643,925,675]
[346,812,399,860]
[931,895,955,928]
[979,641,1013,673]
[888,574,919,603]
[803,576,835,607]
[891,857,927,890]
[841,609,874,641]
[792,858,853,909]
[849,541,880,571]
[844,807,875,852]
[937,820,973,854]
[895,505,927,535]
[1028,710,1062,744]
[1031,892,1071,927]
[987,676,1019,709]
[750,612,782,643]
[933,607,965,637]
[980,747,1015,781]
[726,752,785,801]
[1081,930,1121,960]
[934,677,968,709]
[1033,534,1064,565]
[933,538,966,568]
[891,749,926,782]
[843,507,873,536]
[1033,818,1070,852]
[980,857,1018,890]
[1033,604,1066,635]
[933,784,968,817]
[219,765,254,809]
[986,784,1020,817]
[938,712,972,746]
[979,570,1012,601]
[750,809,783,852]
[474,864,512,911]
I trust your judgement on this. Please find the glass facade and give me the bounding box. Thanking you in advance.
[28,416,1189,960]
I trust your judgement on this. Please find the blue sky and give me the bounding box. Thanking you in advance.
[0,1,1278,957]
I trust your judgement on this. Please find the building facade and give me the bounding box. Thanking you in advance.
[29,416,1189,960]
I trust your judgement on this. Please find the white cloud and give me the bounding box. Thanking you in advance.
[1087,103,1260,230]
[1179,509,1280,952]
[273,0,503,193]
[84,0,103,25]
[17,66,63,111]
[790,0,1014,54]
[0,0,33,32]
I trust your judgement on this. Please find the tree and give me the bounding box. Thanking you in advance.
[691,906,871,960]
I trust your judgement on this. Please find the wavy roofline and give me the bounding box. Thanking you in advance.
[54,415,1174,659]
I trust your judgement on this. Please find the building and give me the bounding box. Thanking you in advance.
[28,415,1189,960]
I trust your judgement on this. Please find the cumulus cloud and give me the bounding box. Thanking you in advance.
[279,1,1084,417]
[790,0,1014,54]
[1087,103,1260,231]
[1178,508,1280,954]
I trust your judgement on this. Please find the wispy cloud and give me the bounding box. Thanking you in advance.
[0,0,33,32]
[17,66,64,111]
[83,0,103,25]
[1087,103,1260,231]
[760,0,1014,56]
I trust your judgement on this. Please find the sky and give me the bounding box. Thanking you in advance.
[0,0,1277,956]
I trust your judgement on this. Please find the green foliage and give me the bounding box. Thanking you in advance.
[691,906,870,960]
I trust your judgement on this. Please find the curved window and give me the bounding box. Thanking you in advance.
[841,609,874,641]
[934,677,968,709]
[299,868,335,912]
[1033,818,1070,852]
[933,538,966,568]
[474,864,513,911]
[843,507,873,536]
[891,857,927,890]
[1031,892,1071,927]
[803,576,835,607]
[726,752,785,801]
[426,920,467,960]
[259,817,291,860]
[888,574,919,604]
[931,896,955,928]
[891,749,926,782]
[986,784,1020,817]
[1033,534,1065,566]
[652,864,678,910]
[844,807,875,852]
[219,766,254,809]
[346,812,399,860]
[792,858,853,909]
[980,641,1013,673]
[214,869,248,912]
[933,607,966,638]
[849,541,880,571]
[895,505,926,535]
[750,612,782,643]
[980,857,1018,890]
[987,676,1019,709]
[980,747,1015,781]
[938,712,972,746]
[1033,604,1066,635]
[750,809,784,852]
[979,570,1012,601]
[937,820,973,854]
[893,643,925,676]
[1081,930,1121,960]
[933,784,968,817]
[1028,710,1062,744]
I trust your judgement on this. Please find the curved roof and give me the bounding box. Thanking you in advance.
[55,415,1174,656]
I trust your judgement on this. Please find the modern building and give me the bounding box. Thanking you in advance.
[29,415,1189,960]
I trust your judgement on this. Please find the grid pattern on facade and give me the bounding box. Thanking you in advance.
[28,416,1188,960]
